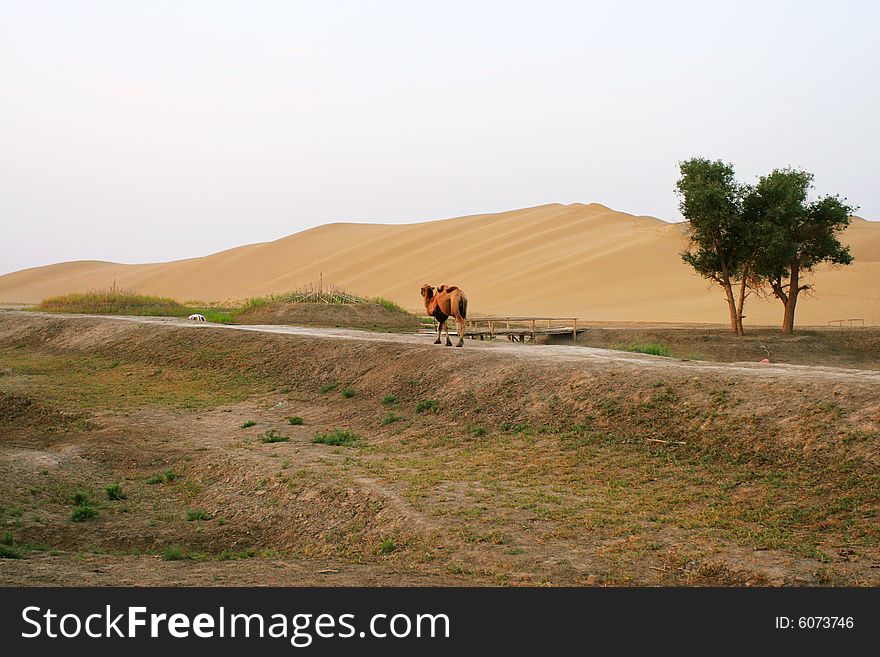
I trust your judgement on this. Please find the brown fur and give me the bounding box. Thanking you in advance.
[420,283,468,347]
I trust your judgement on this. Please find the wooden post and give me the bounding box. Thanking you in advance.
[572,318,577,343]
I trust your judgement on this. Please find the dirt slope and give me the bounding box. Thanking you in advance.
[1,204,878,325]
[1,313,879,586]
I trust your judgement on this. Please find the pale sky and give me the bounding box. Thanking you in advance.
[1,0,878,275]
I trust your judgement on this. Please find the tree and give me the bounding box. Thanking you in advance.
[676,158,758,335]
[746,168,855,334]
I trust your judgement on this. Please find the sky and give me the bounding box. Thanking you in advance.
[1,0,878,275]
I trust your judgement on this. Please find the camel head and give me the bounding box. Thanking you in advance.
[420,284,435,303]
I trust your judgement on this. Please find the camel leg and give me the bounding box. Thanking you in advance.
[456,317,465,347]
[435,321,442,344]
[444,322,452,346]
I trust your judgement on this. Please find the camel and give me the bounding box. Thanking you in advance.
[420,284,468,347]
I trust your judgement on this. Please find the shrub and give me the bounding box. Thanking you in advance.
[71,490,89,506]
[287,416,304,425]
[416,399,439,414]
[71,506,98,522]
[105,483,126,500]
[379,538,397,554]
[186,509,212,522]
[313,429,360,446]
[147,469,177,485]
[0,544,22,559]
[341,387,357,399]
[259,430,290,443]
[382,412,403,426]
[381,394,397,406]
[1,531,13,546]
[163,546,186,561]
[318,382,339,394]
[471,426,487,437]
[240,420,257,429]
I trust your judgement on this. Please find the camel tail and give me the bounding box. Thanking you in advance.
[456,293,468,320]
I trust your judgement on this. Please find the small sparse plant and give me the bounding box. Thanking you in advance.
[382,411,403,426]
[381,394,397,406]
[341,387,357,398]
[379,538,397,554]
[319,382,339,394]
[105,483,126,500]
[287,416,304,425]
[186,509,212,521]
[416,399,439,414]
[0,544,22,559]
[147,469,177,485]
[240,420,257,429]
[313,429,361,446]
[1,531,13,545]
[163,546,186,561]
[614,342,671,357]
[471,426,487,437]
[259,429,290,443]
[71,490,89,506]
[71,506,97,522]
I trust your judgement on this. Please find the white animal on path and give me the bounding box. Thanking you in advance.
[188,313,207,322]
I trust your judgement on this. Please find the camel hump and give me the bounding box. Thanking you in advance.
[441,285,459,293]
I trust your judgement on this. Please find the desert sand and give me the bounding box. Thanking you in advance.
[1,203,878,325]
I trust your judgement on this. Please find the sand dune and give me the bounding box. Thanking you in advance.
[2,203,878,325]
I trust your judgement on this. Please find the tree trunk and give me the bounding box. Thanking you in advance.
[781,262,799,334]
[721,279,739,335]
[735,278,748,335]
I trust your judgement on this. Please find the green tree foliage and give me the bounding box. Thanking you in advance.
[746,168,855,333]
[676,158,758,334]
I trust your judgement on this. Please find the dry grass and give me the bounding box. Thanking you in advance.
[36,289,235,323]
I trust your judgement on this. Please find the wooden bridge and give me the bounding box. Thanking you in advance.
[423,316,587,343]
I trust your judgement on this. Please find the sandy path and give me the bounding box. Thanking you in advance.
[7,310,880,386]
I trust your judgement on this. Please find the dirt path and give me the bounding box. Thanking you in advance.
[7,311,880,386]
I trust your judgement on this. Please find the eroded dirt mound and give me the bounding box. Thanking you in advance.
[0,391,94,447]
[1,313,879,586]
[235,302,422,333]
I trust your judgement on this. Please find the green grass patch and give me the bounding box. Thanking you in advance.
[0,544,22,559]
[240,420,257,429]
[146,469,177,485]
[340,387,357,398]
[319,382,339,394]
[162,546,187,561]
[71,506,98,522]
[259,429,290,443]
[105,483,126,500]
[416,399,440,414]
[382,394,398,406]
[186,509,212,521]
[313,429,361,446]
[287,416,304,425]
[382,411,403,426]
[379,538,397,554]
